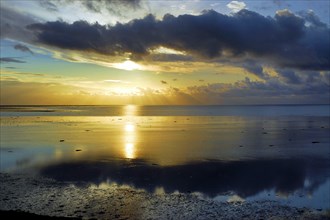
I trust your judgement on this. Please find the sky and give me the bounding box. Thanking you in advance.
[0,0,329,105]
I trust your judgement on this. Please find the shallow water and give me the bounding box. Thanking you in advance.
[0,105,329,209]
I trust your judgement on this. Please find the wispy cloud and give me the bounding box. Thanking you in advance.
[38,0,142,16]
[0,6,38,43]
[226,1,246,13]
[0,57,26,63]
[103,79,131,84]
[39,0,58,12]
[2,72,328,105]
[14,44,34,54]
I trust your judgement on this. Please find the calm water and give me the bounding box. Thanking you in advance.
[1,104,329,116]
[1,105,329,209]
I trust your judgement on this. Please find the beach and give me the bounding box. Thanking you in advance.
[0,105,329,219]
[1,172,329,219]
[2,0,330,218]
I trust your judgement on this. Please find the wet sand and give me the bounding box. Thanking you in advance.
[1,173,329,220]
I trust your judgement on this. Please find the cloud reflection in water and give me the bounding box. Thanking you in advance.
[40,158,329,202]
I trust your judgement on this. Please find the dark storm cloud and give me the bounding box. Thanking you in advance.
[239,60,269,79]
[0,57,26,63]
[179,69,329,104]
[14,44,34,54]
[28,20,108,52]
[28,14,160,55]
[185,69,330,104]
[276,69,302,84]
[28,9,330,70]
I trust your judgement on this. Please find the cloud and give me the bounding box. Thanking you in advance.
[4,70,45,77]
[27,9,329,71]
[39,0,58,12]
[0,80,83,105]
[185,74,330,104]
[14,44,34,54]
[298,10,326,28]
[272,0,282,7]
[238,60,269,79]
[226,1,246,13]
[1,69,329,105]
[104,79,131,84]
[81,0,141,13]
[0,57,26,63]
[147,53,194,62]
[276,69,302,84]
[38,0,142,16]
[143,70,330,104]
[0,6,38,43]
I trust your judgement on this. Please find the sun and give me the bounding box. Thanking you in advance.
[113,60,142,71]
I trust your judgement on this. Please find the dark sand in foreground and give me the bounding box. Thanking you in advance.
[1,173,329,219]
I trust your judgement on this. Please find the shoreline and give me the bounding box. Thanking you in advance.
[1,173,329,219]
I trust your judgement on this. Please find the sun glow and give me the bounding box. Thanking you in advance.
[152,46,186,55]
[113,60,142,71]
[112,87,142,96]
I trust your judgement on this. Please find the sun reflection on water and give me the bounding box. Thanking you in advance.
[123,105,139,116]
[123,123,136,159]
[122,105,138,159]
[125,143,135,159]
[125,123,135,132]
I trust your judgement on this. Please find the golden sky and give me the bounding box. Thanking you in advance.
[0,0,329,105]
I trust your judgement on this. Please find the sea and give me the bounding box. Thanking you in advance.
[0,105,329,209]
